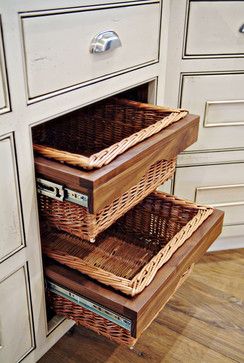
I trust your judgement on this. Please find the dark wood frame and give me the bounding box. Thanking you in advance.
[35,114,199,213]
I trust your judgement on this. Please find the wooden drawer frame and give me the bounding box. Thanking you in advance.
[44,208,224,340]
[35,114,199,213]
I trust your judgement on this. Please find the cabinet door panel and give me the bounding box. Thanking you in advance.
[0,136,24,262]
[180,74,244,151]
[0,267,34,362]
[185,1,244,57]
[174,163,244,239]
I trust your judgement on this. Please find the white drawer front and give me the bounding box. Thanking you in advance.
[21,2,160,100]
[0,19,10,114]
[0,267,34,362]
[180,73,244,151]
[0,136,24,262]
[185,1,244,57]
[174,163,244,239]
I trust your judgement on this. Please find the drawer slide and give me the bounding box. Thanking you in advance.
[47,280,132,332]
[37,178,89,208]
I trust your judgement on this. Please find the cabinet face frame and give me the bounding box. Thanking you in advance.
[0,16,10,116]
[0,133,25,263]
[173,162,244,239]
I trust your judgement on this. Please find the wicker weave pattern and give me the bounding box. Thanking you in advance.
[39,158,176,241]
[33,98,188,169]
[47,263,194,346]
[42,192,212,296]
[47,291,136,346]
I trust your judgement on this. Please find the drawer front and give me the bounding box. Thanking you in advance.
[0,18,10,114]
[185,1,244,57]
[21,2,160,100]
[180,73,244,151]
[0,135,24,262]
[174,163,244,239]
[0,267,34,362]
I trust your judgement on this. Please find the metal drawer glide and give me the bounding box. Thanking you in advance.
[47,280,132,332]
[37,178,89,208]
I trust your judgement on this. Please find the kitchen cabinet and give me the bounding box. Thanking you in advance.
[0,0,233,361]
[165,0,244,251]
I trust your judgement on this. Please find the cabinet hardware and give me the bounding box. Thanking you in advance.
[47,280,132,331]
[37,178,89,208]
[239,24,244,33]
[90,30,122,53]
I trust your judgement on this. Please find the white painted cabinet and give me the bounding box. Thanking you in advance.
[180,73,244,151]
[0,68,6,111]
[0,18,10,115]
[185,1,244,57]
[0,0,166,361]
[0,267,34,362]
[0,0,243,360]
[165,0,244,250]
[0,135,24,262]
[174,163,244,240]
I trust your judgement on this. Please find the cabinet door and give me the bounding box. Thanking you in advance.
[0,135,24,262]
[185,1,244,57]
[174,163,244,240]
[180,73,244,151]
[0,267,34,362]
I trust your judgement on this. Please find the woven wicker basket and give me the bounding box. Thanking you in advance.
[33,98,187,170]
[47,263,194,346]
[47,290,136,346]
[42,192,213,296]
[38,158,176,241]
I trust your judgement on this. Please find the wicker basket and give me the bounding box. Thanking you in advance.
[38,158,176,241]
[33,98,187,170]
[47,263,194,346]
[42,192,213,296]
[47,290,136,346]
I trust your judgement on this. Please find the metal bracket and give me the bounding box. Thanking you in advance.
[47,280,132,331]
[37,177,89,208]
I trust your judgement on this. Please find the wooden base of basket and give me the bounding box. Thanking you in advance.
[47,263,194,346]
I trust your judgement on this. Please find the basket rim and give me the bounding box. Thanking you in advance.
[43,191,213,296]
[33,98,188,170]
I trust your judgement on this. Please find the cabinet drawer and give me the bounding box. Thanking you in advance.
[185,1,244,57]
[0,267,34,362]
[44,208,223,345]
[34,114,198,243]
[0,19,10,114]
[180,73,244,151]
[34,113,199,214]
[41,192,213,296]
[174,163,244,240]
[21,2,160,100]
[0,135,24,262]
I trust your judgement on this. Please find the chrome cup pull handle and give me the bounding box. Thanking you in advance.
[239,24,244,33]
[89,31,122,54]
